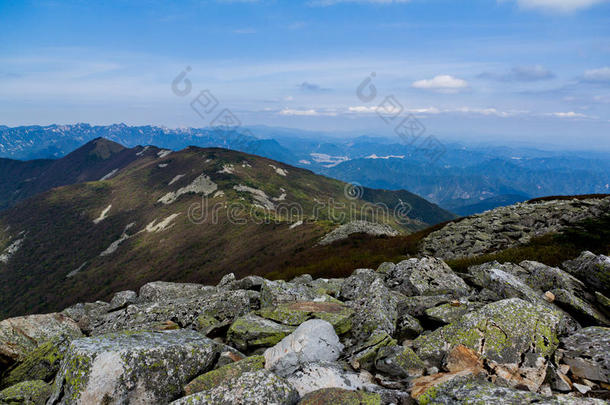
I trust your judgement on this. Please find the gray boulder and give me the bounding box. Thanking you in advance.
[387,257,469,297]
[0,379,51,405]
[563,251,610,295]
[374,345,425,378]
[551,288,609,326]
[0,313,81,369]
[396,295,452,317]
[560,326,609,384]
[227,314,295,352]
[47,330,218,404]
[396,311,424,340]
[519,261,587,297]
[221,275,266,291]
[260,280,330,307]
[170,370,299,405]
[469,264,544,304]
[413,298,569,368]
[285,362,370,397]
[264,319,343,377]
[298,388,381,405]
[348,279,398,343]
[62,301,109,334]
[108,290,137,311]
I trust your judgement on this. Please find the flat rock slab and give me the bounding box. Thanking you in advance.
[0,313,81,368]
[47,330,218,405]
[560,326,610,383]
[258,301,353,335]
[298,388,381,405]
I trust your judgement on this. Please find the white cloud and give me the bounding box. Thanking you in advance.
[583,67,610,82]
[412,75,468,93]
[279,108,319,116]
[545,111,589,118]
[503,0,609,12]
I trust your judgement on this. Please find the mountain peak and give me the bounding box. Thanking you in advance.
[84,137,125,160]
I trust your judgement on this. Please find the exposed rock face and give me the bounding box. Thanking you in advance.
[0,314,81,368]
[319,220,399,246]
[560,327,609,384]
[47,330,218,404]
[170,370,299,405]
[1,250,609,404]
[421,197,610,259]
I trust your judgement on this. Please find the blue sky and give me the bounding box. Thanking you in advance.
[1,0,609,149]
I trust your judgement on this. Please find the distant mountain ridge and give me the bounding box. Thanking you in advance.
[2,123,609,215]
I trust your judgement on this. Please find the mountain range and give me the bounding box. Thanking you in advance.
[0,138,453,317]
[2,124,609,215]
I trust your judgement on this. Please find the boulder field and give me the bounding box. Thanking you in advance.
[0,251,609,404]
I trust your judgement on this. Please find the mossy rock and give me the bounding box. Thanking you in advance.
[226,314,295,352]
[257,301,353,335]
[375,345,425,377]
[1,335,72,389]
[413,298,565,367]
[184,355,265,395]
[298,387,381,405]
[424,302,483,325]
[0,380,51,405]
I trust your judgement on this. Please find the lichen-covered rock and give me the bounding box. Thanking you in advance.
[227,314,295,352]
[62,301,109,334]
[264,320,343,377]
[425,301,484,325]
[387,258,470,297]
[1,335,72,389]
[308,278,344,298]
[563,251,610,296]
[222,275,266,291]
[286,362,370,397]
[0,380,51,405]
[93,289,259,335]
[519,261,587,297]
[0,313,82,369]
[260,280,331,307]
[560,326,610,383]
[551,288,609,326]
[138,281,216,302]
[349,279,398,343]
[258,301,353,335]
[47,330,218,404]
[416,375,609,405]
[298,387,381,405]
[374,345,425,377]
[349,332,396,371]
[597,292,610,318]
[319,220,399,246]
[339,269,382,300]
[413,298,567,368]
[216,272,236,288]
[376,262,396,275]
[108,290,137,311]
[170,370,299,405]
[184,355,265,395]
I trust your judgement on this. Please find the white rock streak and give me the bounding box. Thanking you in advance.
[233,185,275,210]
[93,204,112,224]
[145,213,180,233]
[100,223,136,256]
[158,174,218,205]
[100,169,118,181]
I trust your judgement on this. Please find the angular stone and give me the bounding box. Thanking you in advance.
[1,335,72,389]
[258,301,353,335]
[184,355,265,396]
[170,370,298,405]
[387,257,469,297]
[519,261,587,297]
[286,362,370,397]
[0,380,51,405]
[339,269,381,300]
[560,326,610,383]
[108,290,137,311]
[413,298,567,368]
[396,312,424,340]
[308,278,344,298]
[374,345,425,377]
[349,332,396,371]
[62,301,109,334]
[138,281,216,302]
[376,262,396,275]
[563,251,610,296]
[468,264,544,304]
[0,313,82,369]
[264,320,343,378]
[298,388,381,405]
[349,279,398,343]
[551,288,609,326]
[396,295,452,317]
[222,275,266,291]
[47,330,218,405]
[216,272,236,288]
[227,314,295,352]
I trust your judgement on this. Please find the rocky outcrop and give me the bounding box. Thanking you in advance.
[319,220,399,246]
[421,197,610,259]
[0,250,608,404]
[563,251,610,296]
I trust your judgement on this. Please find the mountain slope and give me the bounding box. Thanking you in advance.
[0,138,152,210]
[0,144,453,317]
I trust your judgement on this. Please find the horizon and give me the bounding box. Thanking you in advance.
[1,0,609,150]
